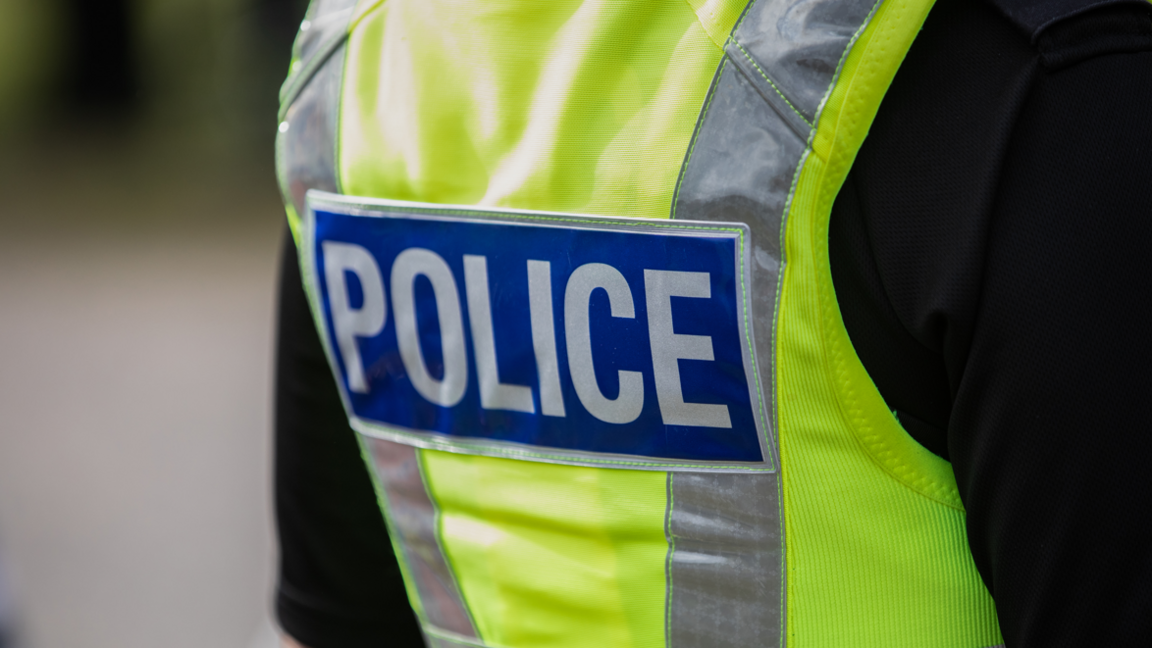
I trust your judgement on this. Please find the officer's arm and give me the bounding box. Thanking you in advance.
[948,21,1152,645]
[274,233,425,646]
[830,3,1152,643]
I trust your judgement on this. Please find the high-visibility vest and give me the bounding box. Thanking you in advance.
[276,0,1002,646]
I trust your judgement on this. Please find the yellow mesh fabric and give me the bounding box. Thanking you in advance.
[685,0,746,48]
[777,0,1003,644]
[421,451,668,648]
[339,0,740,219]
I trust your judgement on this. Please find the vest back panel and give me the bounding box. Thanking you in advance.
[275,0,1004,645]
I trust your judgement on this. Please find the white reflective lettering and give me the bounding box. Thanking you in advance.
[322,242,386,394]
[528,260,565,416]
[644,270,731,428]
[391,248,468,407]
[464,255,535,413]
[564,263,643,424]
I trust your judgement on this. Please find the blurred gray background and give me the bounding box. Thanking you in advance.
[0,0,308,646]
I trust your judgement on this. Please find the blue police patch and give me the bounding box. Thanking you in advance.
[300,191,773,472]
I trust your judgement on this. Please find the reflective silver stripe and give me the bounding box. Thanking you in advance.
[666,471,784,647]
[731,0,881,126]
[277,42,344,222]
[276,0,359,219]
[673,57,804,399]
[670,0,885,645]
[279,0,358,111]
[365,438,480,639]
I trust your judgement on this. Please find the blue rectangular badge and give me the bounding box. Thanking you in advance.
[300,191,774,472]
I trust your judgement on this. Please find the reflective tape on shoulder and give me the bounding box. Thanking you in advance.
[300,190,775,473]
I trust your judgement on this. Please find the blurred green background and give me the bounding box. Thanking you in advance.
[0,1,308,647]
[0,0,306,149]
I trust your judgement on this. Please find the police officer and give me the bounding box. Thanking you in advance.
[273,0,1152,646]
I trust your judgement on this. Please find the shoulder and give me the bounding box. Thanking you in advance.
[979,0,1152,71]
[983,0,1152,46]
[828,0,1152,440]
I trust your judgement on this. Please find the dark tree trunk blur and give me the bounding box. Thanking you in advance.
[64,0,139,116]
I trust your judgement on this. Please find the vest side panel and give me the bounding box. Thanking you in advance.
[775,0,1003,645]
[336,0,733,218]
[421,451,669,648]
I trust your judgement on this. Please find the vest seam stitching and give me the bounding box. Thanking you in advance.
[808,0,886,133]
[737,194,778,468]
[681,0,741,50]
[354,422,772,471]
[773,146,810,647]
[416,450,483,640]
[663,472,676,646]
[336,207,744,233]
[278,31,350,121]
[671,57,729,221]
[334,27,351,195]
[728,40,815,128]
[668,57,777,462]
[731,0,760,35]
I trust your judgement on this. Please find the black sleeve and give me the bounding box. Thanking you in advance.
[274,232,425,648]
[954,23,1152,644]
[830,1,1152,645]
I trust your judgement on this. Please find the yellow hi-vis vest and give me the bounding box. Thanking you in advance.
[276,0,1003,646]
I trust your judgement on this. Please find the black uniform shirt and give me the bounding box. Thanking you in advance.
[273,0,1152,645]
